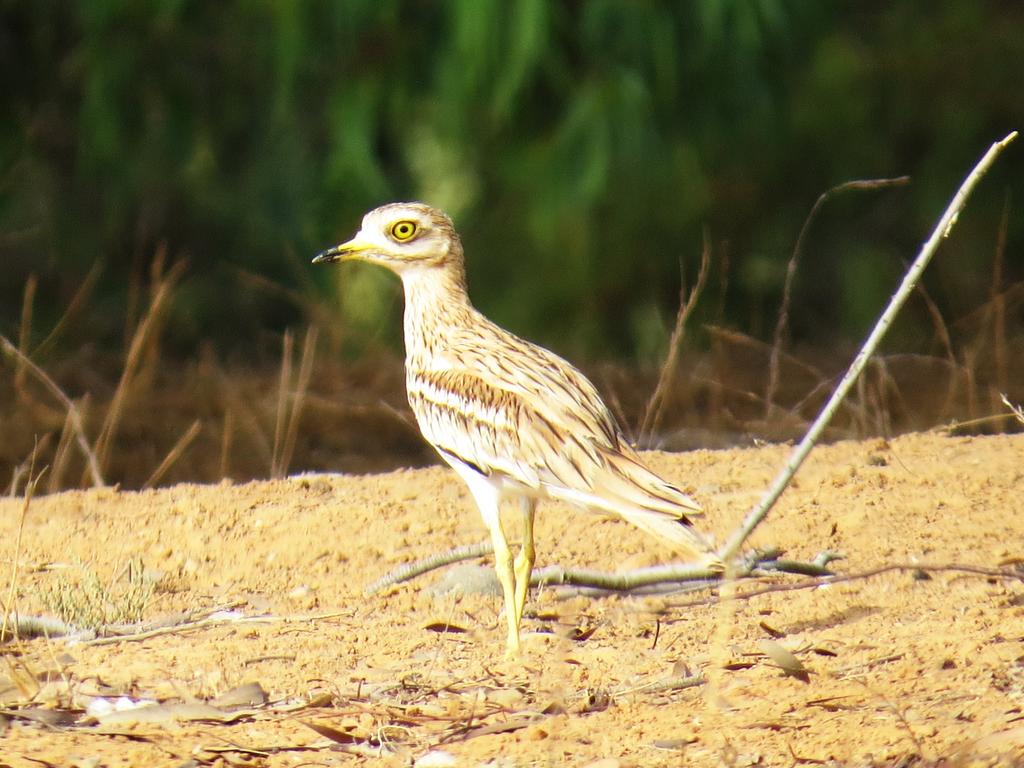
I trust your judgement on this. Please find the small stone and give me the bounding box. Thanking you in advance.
[523,723,549,741]
[288,584,312,600]
[415,751,457,768]
[430,564,501,596]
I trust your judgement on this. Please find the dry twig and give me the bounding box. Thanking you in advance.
[364,542,833,596]
[719,131,1018,562]
[639,229,711,445]
[48,404,78,493]
[663,561,1024,615]
[766,176,911,417]
[83,608,349,646]
[364,540,493,595]
[269,326,319,479]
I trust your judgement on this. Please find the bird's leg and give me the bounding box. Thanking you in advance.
[475,493,520,656]
[512,497,536,628]
[490,523,520,657]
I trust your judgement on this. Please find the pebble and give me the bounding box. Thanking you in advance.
[429,564,501,596]
[414,750,457,767]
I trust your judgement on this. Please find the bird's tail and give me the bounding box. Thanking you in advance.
[548,446,720,565]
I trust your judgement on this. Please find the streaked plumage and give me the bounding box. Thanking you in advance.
[315,202,718,655]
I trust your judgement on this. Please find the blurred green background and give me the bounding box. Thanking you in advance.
[2,0,1022,364]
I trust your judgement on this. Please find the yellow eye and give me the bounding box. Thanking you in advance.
[389,220,418,242]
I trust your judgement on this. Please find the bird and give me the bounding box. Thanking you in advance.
[314,202,719,656]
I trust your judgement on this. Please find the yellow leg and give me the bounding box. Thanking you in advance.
[512,498,536,628]
[487,517,520,657]
[463,476,520,656]
[453,467,535,657]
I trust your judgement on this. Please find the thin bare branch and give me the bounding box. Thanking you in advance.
[83,608,350,647]
[766,176,911,417]
[365,540,493,595]
[363,541,835,596]
[7,433,52,497]
[219,407,235,479]
[664,561,1024,615]
[912,280,963,420]
[720,131,1018,562]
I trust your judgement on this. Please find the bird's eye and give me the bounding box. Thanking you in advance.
[389,220,418,242]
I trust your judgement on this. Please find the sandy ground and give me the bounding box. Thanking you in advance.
[1,430,1023,767]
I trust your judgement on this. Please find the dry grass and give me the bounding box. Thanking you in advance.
[0,171,1021,493]
[638,228,711,446]
[991,193,1011,393]
[36,558,155,631]
[1,446,43,643]
[93,250,186,479]
[14,273,37,393]
[0,336,103,487]
[1004,393,1024,425]
[2,277,1020,495]
[765,175,912,419]
[271,326,319,479]
[143,419,202,489]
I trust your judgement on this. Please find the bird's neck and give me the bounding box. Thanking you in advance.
[401,265,477,364]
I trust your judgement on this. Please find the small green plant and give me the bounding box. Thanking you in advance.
[38,558,154,630]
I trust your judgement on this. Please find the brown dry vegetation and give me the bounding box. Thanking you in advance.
[3,302,1022,496]
[3,176,1024,495]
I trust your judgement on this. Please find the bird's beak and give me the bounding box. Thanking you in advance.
[312,236,371,265]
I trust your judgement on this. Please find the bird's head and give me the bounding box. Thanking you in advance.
[313,202,463,275]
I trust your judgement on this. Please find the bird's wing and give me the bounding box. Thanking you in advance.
[406,328,710,554]
[407,365,710,555]
[406,366,546,488]
[451,324,621,441]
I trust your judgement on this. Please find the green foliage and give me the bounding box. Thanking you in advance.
[0,1,1020,360]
